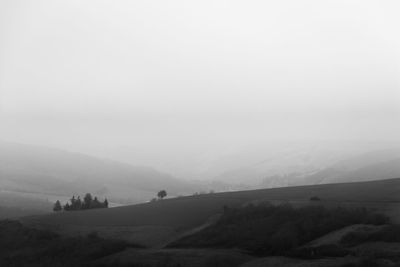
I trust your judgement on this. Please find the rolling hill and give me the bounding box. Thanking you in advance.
[22,178,400,247]
[259,149,400,188]
[0,141,198,205]
[297,150,400,185]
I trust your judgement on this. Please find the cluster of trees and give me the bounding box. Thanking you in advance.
[53,193,108,212]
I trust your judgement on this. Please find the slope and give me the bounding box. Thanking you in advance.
[299,150,400,185]
[22,178,400,236]
[0,141,196,204]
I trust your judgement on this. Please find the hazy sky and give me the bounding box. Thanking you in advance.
[0,1,399,177]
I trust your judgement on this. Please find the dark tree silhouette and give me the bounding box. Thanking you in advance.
[157,190,167,199]
[76,196,82,209]
[63,202,71,211]
[83,193,93,209]
[92,197,101,209]
[61,193,109,211]
[70,195,76,210]
[53,200,62,212]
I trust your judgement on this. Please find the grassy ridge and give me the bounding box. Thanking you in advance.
[23,178,400,230]
[168,204,388,255]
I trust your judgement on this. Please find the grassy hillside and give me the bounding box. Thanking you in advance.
[17,179,400,266]
[23,178,400,229]
[0,141,198,204]
[299,158,400,185]
[0,220,139,267]
[0,190,52,218]
[258,149,400,188]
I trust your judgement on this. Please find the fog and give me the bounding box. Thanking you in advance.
[1,0,399,179]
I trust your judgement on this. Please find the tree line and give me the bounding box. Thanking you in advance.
[53,193,108,212]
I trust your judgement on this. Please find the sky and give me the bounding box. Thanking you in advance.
[0,0,399,178]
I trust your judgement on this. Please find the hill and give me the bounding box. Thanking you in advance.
[22,178,400,247]
[299,151,400,185]
[209,143,353,187]
[259,149,400,188]
[0,141,197,205]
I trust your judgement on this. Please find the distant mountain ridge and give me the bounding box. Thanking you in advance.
[1,140,399,208]
[260,149,400,188]
[298,150,400,185]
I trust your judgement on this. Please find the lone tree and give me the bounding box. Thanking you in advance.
[157,190,167,199]
[53,200,62,212]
